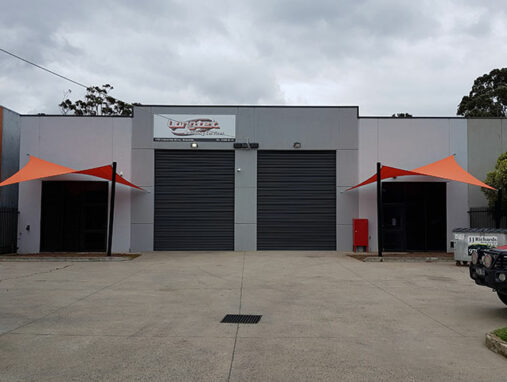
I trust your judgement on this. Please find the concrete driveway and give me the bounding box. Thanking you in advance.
[0,251,506,381]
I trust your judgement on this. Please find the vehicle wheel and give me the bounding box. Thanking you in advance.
[497,291,507,305]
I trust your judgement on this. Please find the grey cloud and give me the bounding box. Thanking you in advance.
[1,0,507,115]
[255,0,439,38]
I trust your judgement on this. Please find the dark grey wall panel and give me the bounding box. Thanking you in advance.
[1,108,20,209]
[257,151,336,250]
[154,150,234,250]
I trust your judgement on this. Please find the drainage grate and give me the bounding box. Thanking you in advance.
[221,314,262,324]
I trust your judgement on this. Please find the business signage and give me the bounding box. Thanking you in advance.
[468,235,498,247]
[153,114,235,142]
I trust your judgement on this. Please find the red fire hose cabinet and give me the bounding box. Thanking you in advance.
[353,219,368,252]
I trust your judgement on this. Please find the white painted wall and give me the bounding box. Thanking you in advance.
[17,116,133,253]
[358,118,469,252]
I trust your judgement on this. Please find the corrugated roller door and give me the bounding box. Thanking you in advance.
[257,151,336,250]
[154,150,234,251]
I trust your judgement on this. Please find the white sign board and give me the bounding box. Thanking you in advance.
[454,233,465,241]
[467,235,498,247]
[153,114,236,142]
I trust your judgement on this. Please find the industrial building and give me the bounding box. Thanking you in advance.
[0,104,505,254]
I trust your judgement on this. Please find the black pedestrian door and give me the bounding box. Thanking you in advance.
[257,151,336,250]
[154,150,235,251]
[40,181,108,252]
[382,182,446,251]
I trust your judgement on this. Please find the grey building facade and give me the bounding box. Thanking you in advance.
[467,119,507,208]
[15,113,132,254]
[130,105,359,252]
[1,103,505,254]
[359,117,469,252]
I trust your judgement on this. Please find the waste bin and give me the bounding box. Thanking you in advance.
[452,228,507,265]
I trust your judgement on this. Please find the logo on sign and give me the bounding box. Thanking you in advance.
[153,114,235,142]
[467,235,498,247]
[167,118,221,136]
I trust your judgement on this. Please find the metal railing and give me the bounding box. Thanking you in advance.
[0,208,18,254]
[468,207,507,229]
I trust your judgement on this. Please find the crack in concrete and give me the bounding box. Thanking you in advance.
[0,264,73,283]
[0,268,145,338]
[227,251,246,382]
[197,267,236,282]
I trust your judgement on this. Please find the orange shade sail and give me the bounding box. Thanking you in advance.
[0,156,143,190]
[78,165,142,189]
[347,155,494,191]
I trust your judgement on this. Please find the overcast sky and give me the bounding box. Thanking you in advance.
[1,0,506,116]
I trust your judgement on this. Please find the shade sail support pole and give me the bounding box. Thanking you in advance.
[377,162,383,257]
[496,188,503,229]
[106,162,117,257]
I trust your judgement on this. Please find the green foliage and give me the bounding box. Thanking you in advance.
[483,152,507,208]
[493,327,507,342]
[59,84,139,116]
[391,113,413,118]
[457,68,507,117]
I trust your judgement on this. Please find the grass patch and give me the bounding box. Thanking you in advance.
[493,327,507,342]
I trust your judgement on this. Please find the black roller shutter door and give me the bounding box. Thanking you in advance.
[154,150,234,250]
[257,151,336,250]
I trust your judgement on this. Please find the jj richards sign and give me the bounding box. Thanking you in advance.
[467,235,498,247]
[153,114,236,142]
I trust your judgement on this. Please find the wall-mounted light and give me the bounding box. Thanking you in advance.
[191,142,198,149]
[293,142,302,149]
